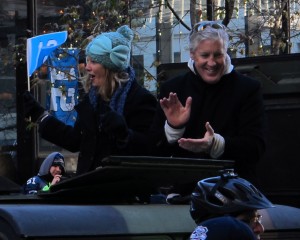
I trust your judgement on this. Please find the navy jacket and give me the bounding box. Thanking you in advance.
[190,216,256,240]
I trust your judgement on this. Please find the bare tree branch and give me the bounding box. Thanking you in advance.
[165,0,191,31]
[222,0,235,26]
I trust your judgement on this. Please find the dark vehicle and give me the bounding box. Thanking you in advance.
[0,156,300,239]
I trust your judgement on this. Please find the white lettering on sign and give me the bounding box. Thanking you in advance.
[50,67,77,111]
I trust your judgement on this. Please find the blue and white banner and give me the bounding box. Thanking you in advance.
[27,31,68,78]
[47,48,80,126]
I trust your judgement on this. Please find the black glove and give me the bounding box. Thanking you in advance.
[100,111,129,142]
[23,91,45,122]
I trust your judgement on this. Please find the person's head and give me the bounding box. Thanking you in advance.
[38,152,65,178]
[190,169,274,239]
[50,153,65,176]
[189,21,230,84]
[84,25,134,100]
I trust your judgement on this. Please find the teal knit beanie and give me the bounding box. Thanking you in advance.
[85,25,134,71]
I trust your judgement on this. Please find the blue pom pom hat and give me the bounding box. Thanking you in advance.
[85,25,134,71]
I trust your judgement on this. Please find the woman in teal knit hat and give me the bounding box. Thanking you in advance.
[23,25,157,175]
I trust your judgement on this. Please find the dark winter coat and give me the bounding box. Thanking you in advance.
[39,80,157,175]
[149,69,266,185]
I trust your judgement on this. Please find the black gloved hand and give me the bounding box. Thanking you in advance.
[23,91,45,122]
[100,111,129,142]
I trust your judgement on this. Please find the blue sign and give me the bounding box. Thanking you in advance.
[26,31,68,77]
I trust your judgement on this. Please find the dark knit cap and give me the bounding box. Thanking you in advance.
[52,153,65,174]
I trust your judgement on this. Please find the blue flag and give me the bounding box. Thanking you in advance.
[26,31,68,78]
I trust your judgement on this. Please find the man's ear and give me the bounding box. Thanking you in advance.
[190,52,194,60]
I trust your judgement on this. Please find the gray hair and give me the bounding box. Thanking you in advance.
[189,25,229,53]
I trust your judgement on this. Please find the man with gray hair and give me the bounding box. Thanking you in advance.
[149,21,266,191]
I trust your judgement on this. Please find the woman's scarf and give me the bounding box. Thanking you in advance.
[89,66,135,114]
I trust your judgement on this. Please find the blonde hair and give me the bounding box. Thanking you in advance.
[80,68,130,101]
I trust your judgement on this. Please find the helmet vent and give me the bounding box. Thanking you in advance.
[209,188,235,206]
[208,193,225,206]
[249,184,263,198]
[233,183,250,202]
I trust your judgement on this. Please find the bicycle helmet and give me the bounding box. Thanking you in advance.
[190,169,274,224]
